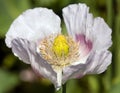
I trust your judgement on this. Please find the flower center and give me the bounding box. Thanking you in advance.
[52,35,69,57]
[38,34,80,68]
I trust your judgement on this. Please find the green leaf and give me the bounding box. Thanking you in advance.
[35,0,57,6]
[110,82,120,93]
[67,79,82,93]
[88,76,99,93]
[3,54,17,69]
[0,0,31,38]
[0,69,20,93]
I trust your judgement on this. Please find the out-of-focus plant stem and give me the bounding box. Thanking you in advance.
[114,0,120,80]
[103,0,114,92]
[56,83,66,93]
[62,83,66,93]
[106,0,114,27]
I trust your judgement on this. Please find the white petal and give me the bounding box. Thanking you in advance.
[62,63,85,84]
[92,18,112,51]
[85,50,112,74]
[62,50,89,83]
[62,55,89,83]
[62,3,90,39]
[62,50,111,83]
[62,51,89,83]
[5,8,61,48]
[76,34,93,58]
[31,55,57,87]
[11,38,31,64]
[63,3,112,51]
[11,38,58,86]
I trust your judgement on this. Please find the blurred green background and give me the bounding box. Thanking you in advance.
[0,0,120,93]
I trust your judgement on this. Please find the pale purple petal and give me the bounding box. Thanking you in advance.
[76,34,93,58]
[11,38,57,86]
[5,8,61,48]
[85,50,112,74]
[62,3,112,52]
[92,17,112,51]
[11,38,31,64]
[62,3,93,58]
[62,3,91,40]
[83,18,112,74]
[30,53,58,87]
[62,64,85,83]
[62,3,112,82]
[62,52,90,83]
[62,50,112,83]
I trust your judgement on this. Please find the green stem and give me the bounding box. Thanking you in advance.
[56,83,66,93]
[103,0,114,92]
[62,83,66,93]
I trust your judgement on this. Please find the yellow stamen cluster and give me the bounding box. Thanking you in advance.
[52,35,69,57]
[39,34,80,68]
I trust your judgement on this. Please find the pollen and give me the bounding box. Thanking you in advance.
[52,35,69,57]
[38,34,80,68]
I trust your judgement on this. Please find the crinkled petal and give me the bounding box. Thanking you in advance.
[62,63,85,84]
[62,3,93,59]
[11,38,31,64]
[85,50,112,74]
[62,54,89,83]
[92,17,112,51]
[62,3,90,39]
[31,54,58,88]
[11,38,57,86]
[63,3,112,51]
[76,34,92,58]
[62,50,112,83]
[62,4,112,78]
[5,8,61,48]
[84,18,112,74]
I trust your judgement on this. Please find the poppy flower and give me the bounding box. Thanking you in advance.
[5,3,112,90]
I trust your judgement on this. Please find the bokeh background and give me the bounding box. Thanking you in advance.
[0,0,120,93]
